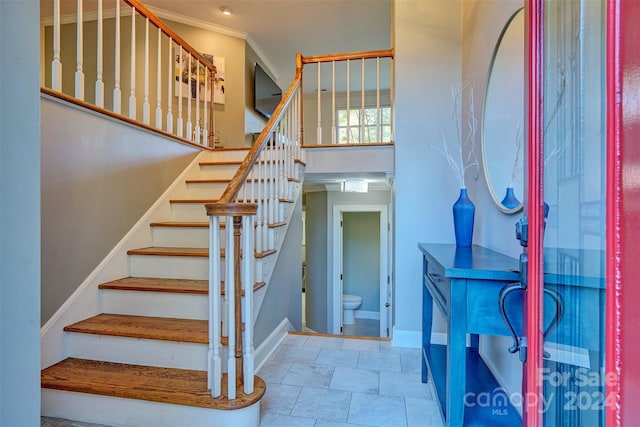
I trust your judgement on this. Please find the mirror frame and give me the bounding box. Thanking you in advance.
[481,7,525,214]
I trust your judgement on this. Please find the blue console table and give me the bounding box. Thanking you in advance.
[419,243,522,426]
[419,243,606,426]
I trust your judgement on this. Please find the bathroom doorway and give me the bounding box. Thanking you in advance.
[332,205,390,337]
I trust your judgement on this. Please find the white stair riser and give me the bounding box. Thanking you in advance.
[170,203,212,222]
[66,333,215,371]
[151,226,222,248]
[184,182,228,199]
[197,164,240,180]
[42,389,259,427]
[201,150,250,162]
[100,289,211,320]
[128,255,212,280]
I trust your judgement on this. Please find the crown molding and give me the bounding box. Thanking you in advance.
[41,5,247,42]
[146,6,247,40]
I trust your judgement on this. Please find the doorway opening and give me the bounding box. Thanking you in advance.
[332,205,390,337]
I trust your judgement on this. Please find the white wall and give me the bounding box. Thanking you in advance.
[392,0,462,342]
[0,0,41,424]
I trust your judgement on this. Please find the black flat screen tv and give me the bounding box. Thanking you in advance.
[254,63,282,119]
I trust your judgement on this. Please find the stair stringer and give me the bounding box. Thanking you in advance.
[40,149,243,369]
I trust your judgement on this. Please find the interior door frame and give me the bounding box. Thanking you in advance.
[331,204,390,336]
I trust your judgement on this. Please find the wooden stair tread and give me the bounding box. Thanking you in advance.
[99,277,267,295]
[99,277,208,294]
[170,198,294,204]
[127,247,209,257]
[199,160,242,166]
[126,246,274,259]
[63,313,208,343]
[41,358,265,410]
[149,221,209,228]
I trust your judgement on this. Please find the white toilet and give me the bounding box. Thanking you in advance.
[342,294,363,325]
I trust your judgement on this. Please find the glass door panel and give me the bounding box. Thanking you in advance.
[541,0,607,425]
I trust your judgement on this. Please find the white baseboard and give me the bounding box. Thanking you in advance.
[254,318,294,372]
[390,328,421,348]
[355,310,380,320]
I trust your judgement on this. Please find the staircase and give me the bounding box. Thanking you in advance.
[41,147,304,427]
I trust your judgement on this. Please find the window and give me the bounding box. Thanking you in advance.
[336,106,391,144]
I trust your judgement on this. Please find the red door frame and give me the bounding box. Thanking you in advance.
[525,0,637,425]
[524,0,544,424]
[607,1,640,426]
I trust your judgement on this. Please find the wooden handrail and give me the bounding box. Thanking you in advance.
[122,0,216,73]
[216,53,304,204]
[301,48,394,65]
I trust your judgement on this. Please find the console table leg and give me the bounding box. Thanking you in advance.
[447,278,468,426]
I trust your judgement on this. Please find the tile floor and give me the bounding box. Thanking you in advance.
[41,334,443,427]
[342,318,380,338]
[257,333,444,427]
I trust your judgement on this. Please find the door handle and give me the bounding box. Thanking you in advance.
[385,303,391,308]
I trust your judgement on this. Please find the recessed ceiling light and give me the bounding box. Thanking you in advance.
[220,6,232,16]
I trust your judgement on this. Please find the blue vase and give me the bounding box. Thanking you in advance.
[453,188,475,247]
[501,187,521,209]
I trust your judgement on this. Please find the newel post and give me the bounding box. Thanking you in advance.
[296,52,304,146]
[205,203,257,399]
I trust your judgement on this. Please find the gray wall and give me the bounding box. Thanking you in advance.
[244,43,270,146]
[0,0,41,424]
[254,196,303,346]
[41,96,199,323]
[462,0,525,408]
[392,0,462,341]
[343,212,380,312]
[304,191,329,332]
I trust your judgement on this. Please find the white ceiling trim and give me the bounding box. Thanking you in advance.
[146,6,247,41]
[41,7,129,26]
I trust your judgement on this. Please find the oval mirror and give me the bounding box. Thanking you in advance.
[482,7,525,214]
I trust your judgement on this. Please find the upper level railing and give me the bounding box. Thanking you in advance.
[43,0,217,148]
[299,49,394,145]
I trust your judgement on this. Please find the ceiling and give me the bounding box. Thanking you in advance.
[141,0,391,89]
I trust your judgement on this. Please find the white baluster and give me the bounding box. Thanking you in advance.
[203,67,209,144]
[186,55,193,140]
[331,61,336,144]
[142,17,150,124]
[195,61,201,143]
[177,46,184,137]
[113,0,121,114]
[376,57,381,142]
[128,6,136,119]
[317,61,321,144]
[346,59,351,143]
[155,27,162,129]
[361,59,365,143]
[166,37,173,133]
[52,0,62,91]
[74,0,84,100]
[225,215,236,400]
[255,156,263,255]
[95,0,104,107]
[208,216,222,397]
[242,215,255,394]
